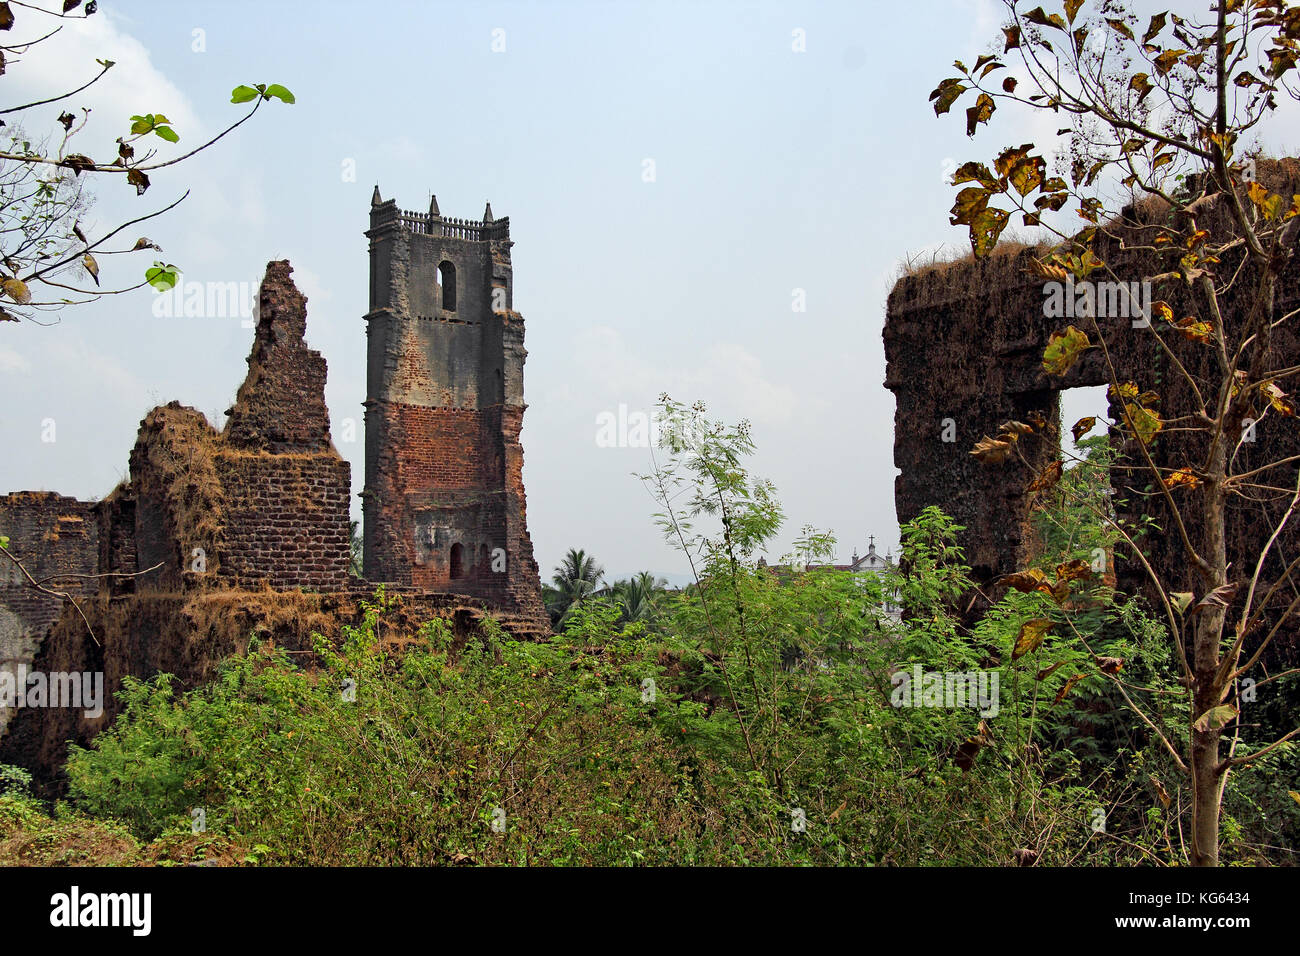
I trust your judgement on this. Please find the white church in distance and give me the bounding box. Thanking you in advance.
[758,535,902,622]
[832,536,902,622]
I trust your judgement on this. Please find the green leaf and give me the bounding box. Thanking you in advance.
[1171,592,1193,615]
[1073,248,1104,279]
[1023,7,1067,30]
[1193,704,1236,733]
[263,83,295,104]
[1042,325,1091,375]
[929,78,969,117]
[951,161,998,188]
[2,276,30,304]
[1013,619,1054,659]
[1248,182,1284,220]
[950,185,991,225]
[969,206,1010,256]
[231,85,260,104]
[1129,72,1154,104]
[965,92,995,136]
[1153,48,1186,77]
[1106,17,1135,41]
[154,125,179,143]
[997,146,1045,197]
[1123,402,1162,445]
[146,262,180,292]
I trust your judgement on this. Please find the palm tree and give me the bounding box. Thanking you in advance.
[544,548,606,627]
[608,571,668,625]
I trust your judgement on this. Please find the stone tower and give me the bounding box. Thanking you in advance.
[362,189,548,628]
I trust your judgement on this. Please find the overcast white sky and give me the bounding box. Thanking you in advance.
[2,0,1297,585]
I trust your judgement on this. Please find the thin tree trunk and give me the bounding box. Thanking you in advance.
[1190,432,1229,866]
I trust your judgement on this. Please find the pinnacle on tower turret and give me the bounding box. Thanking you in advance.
[371,185,382,207]
[483,201,494,223]
[429,194,440,217]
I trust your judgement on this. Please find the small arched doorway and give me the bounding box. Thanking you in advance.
[449,542,464,580]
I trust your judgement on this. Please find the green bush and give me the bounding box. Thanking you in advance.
[59,400,1296,865]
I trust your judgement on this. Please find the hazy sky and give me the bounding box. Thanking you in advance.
[2,0,1297,584]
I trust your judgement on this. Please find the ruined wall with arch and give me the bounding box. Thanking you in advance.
[884,161,1300,659]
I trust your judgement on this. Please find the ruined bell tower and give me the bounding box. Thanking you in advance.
[362,189,548,628]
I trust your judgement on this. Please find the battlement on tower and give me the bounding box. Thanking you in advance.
[371,205,512,244]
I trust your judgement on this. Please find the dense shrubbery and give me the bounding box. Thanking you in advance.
[4,400,1289,865]
[53,566,1115,866]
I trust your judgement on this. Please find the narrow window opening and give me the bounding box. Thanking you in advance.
[1060,385,1112,472]
[439,261,456,311]
[1036,385,1116,577]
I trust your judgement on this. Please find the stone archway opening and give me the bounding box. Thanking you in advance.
[1060,384,1112,471]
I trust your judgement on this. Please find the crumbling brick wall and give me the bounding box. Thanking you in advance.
[125,401,226,591]
[115,261,353,594]
[0,260,354,743]
[362,193,548,631]
[225,259,334,454]
[0,492,99,734]
[884,160,1300,659]
[218,260,353,590]
[97,489,138,596]
[214,452,352,590]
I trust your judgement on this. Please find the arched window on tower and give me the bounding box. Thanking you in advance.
[449,542,464,580]
[439,260,456,312]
